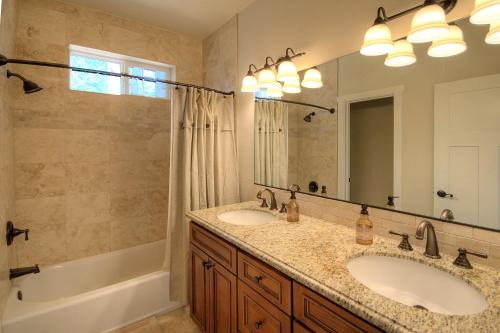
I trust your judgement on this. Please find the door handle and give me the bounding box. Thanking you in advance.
[437,190,453,198]
[387,195,399,206]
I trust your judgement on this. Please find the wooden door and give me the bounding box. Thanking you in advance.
[190,245,210,333]
[435,74,500,229]
[208,262,237,333]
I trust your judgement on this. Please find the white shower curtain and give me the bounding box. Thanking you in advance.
[254,100,288,188]
[165,86,240,303]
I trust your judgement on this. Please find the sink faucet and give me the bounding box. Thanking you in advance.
[256,188,278,210]
[10,265,40,280]
[415,220,441,259]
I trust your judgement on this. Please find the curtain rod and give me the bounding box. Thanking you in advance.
[255,97,335,113]
[0,55,235,96]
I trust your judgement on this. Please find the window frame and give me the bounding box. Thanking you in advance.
[69,44,175,99]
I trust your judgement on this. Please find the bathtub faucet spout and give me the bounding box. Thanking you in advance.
[10,265,40,279]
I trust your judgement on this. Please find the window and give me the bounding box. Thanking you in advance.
[69,45,174,99]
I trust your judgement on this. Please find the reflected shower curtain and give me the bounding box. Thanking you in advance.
[254,100,288,188]
[165,87,240,303]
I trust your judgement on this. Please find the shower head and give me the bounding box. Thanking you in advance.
[303,112,316,122]
[6,70,43,94]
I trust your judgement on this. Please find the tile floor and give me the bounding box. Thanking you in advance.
[111,306,201,333]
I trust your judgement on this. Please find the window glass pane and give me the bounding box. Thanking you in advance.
[128,67,168,99]
[129,67,144,96]
[70,54,121,95]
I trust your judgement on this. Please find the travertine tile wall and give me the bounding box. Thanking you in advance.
[267,188,500,270]
[0,0,18,327]
[11,0,203,267]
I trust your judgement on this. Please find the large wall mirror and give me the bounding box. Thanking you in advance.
[254,17,500,231]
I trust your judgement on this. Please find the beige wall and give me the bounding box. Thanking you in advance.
[338,20,500,217]
[10,0,203,267]
[0,0,18,327]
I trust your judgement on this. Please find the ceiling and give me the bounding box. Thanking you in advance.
[62,0,256,39]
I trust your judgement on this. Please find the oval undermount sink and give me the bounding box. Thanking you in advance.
[217,209,277,226]
[347,256,488,315]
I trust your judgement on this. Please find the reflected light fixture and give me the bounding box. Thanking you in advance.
[241,64,259,92]
[470,0,500,24]
[486,21,500,43]
[360,8,394,56]
[282,77,301,94]
[266,81,284,98]
[407,4,450,43]
[384,39,417,67]
[301,67,323,88]
[258,57,277,89]
[428,24,467,57]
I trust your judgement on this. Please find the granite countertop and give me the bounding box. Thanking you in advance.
[186,201,500,333]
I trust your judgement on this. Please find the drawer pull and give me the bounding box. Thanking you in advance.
[254,275,263,283]
[254,320,263,329]
[202,260,213,269]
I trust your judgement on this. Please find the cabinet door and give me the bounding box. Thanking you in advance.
[293,321,312,333]
[190,245,210,333]
[208,262,237,333]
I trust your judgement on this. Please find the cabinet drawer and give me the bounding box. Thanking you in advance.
[293,321,312,333]
[190,222,237,274]
[238,281,291,333]
[293,283,383,333]
[238,251,292,315]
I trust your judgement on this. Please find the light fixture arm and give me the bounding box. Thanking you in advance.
[374,0,457,24]
[247,64,259,75]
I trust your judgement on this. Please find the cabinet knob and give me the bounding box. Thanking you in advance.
[253,275,263,284]
[202,260,213,269]
[254,321,263,329]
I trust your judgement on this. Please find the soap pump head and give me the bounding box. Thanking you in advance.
[361,204,369,215]
[289,184,301,199]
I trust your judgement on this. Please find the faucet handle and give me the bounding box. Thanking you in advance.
[279,203,287,213]
[389,230,413,251]
[453,248,488,269]
[260,198,268,208]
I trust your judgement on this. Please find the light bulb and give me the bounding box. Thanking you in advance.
[384,40,416,67]
[408,4,450,43]
[258,68,276,89]
[301,67,323,89]
[470,0,500,25]
[360,23,394,56]
[266,81,283,98]
[282,78,301,94]
[485,21,500,43]
[428,25,467,57]
[277,60,298,82]
[241,74,258,92]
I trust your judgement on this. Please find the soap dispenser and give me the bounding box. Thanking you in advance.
[287,184,301,222]
[356,204,373,245]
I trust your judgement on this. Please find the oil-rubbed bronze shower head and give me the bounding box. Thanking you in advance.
[6,70,42,94]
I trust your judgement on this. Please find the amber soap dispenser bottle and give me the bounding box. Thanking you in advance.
[287,184,300,222]
[356,204,373,245]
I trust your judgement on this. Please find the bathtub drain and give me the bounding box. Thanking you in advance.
[17,290,23,301]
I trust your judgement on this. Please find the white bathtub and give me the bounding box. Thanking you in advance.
[2,241,181,333]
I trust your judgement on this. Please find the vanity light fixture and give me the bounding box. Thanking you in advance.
[241,64,259,92]
[301,67,323,88]
[407,3,450,43]
[470,0,500,24]
[282,77,301,94]
[485,21,500,43]
[360,9,394,56]
[266,81,284,98]
[427,24,467,57]
[277,48,300,82]
[258,57,277,89]
[384,39,417,67]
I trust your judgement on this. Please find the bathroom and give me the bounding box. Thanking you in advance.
[0,0,499,332]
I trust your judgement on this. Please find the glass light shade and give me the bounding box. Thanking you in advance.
[258,68,276,88]
[407,4,450,43]
[266,81,283,98]
[470,0,500,24]
[384,40,416,67]
[301,68,323,88]
[277,60,298,82]
[241,75,258,92]
[428,25,467,57]
[485,21,500,44]
[360,23,394,56]
[282,78,301,94]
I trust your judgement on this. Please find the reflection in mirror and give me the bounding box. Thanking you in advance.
[254,17,500,231]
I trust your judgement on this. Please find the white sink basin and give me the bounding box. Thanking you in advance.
[217,209,277,226]
[347,256,487,315]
